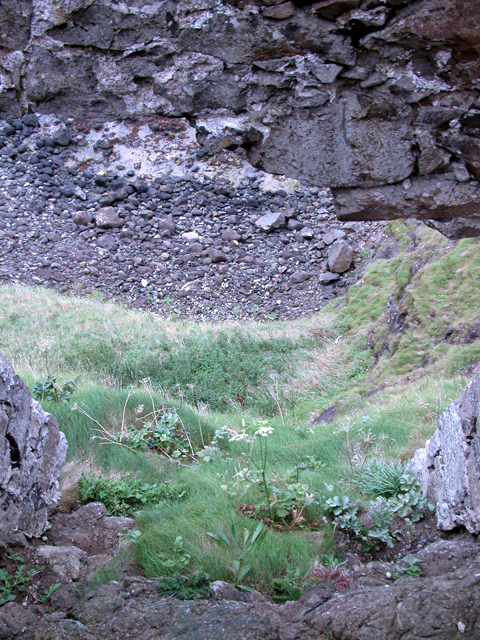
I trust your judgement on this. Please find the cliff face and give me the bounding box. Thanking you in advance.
[1,0,479,236]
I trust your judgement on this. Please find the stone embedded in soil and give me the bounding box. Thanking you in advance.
[35,545,88,581]
[263,2,296,19]
[319,271,340,285]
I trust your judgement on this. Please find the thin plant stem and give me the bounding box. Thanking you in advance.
[198,415,205,449]
[121,388,136,433]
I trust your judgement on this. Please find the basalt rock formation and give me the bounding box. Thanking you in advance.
[1,0,479,237]
[0,354,67,538]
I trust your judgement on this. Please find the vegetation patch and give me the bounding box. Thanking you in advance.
[78,473,187,517]
[1,221,479,599]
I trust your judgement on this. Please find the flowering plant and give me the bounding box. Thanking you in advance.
[229,420,317,527]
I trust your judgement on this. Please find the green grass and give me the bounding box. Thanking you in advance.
[1,220,480,597]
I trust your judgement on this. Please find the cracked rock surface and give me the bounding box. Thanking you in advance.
[1,0,479,233]
[0,534,478,639]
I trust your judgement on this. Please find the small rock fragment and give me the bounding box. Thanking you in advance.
[255,212,285,232]
[95,206,124,229]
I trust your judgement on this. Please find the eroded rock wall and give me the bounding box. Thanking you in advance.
[0,354,67,538]
[1,0,479,235]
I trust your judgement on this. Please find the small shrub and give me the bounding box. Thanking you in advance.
[156,572,213,600]
[78,473,187,516]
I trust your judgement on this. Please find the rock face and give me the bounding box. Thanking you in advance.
[1,0,479,235]
[1,535,479,639]
[412,371,480,534]
[0,354,67,538]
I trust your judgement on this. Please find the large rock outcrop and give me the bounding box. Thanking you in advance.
[0,354,67,538]
[412,371,480,534]
[0,0,479,236]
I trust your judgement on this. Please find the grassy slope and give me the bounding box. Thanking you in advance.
[1,220,479,592]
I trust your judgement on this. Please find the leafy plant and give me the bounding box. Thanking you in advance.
[78,473,187,516]
[139,535,193,577]
[39,582,62,603]
[310,566,350,590]
[207,521,267,591]
[0,565,41,606]
[156,572,213,600]
[32,375,76,403]
[272,566,303,603]
[394,555,422,578]
[321,491,364,538]
[367,497,400,547]
[302,456,327,472]
[389,473,433,523]
[231,423,317,526]
[0,570,16,606]
[322,472,430,549]
[32,344,76,403]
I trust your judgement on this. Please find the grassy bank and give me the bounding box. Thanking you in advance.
[1,220,479,597]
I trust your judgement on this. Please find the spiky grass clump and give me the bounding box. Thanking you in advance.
[350,460,407,498]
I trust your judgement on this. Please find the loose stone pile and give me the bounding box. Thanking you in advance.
[0,114,385,320]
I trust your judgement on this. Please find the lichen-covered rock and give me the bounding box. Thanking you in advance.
[35,545,88,581]
[49,502,135,554]
[412,371,480,533]
[0,354,67,538]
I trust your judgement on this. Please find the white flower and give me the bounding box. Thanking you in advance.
[254,426,275,437]
[228,432,252,442]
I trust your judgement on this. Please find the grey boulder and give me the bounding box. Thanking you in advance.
[95,206,124,229]
[0,354,67,538]
[327,239,353,273]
